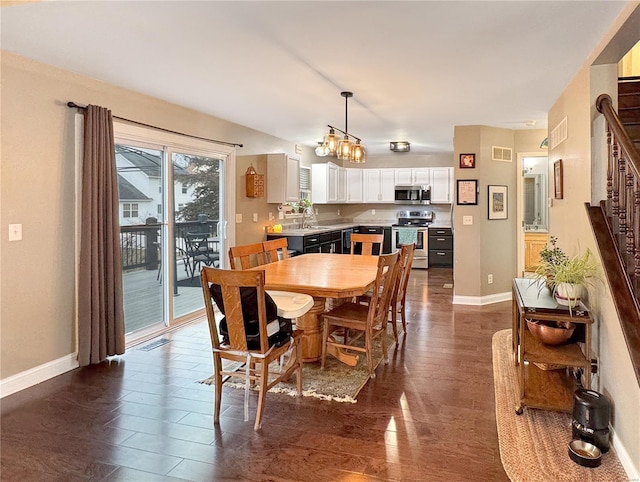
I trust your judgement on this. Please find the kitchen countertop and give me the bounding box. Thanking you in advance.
[270,222,452,236]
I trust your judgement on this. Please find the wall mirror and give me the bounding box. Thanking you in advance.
[523,157,548,231]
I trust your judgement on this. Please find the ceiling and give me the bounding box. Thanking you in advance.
[0,1,630,156]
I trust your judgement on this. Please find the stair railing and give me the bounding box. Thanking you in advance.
[593,93,640,384]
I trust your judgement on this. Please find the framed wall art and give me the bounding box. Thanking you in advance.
[488,185,508,220]
[456,179,478,205]
[554,159,563,199]
[460,153,476,169]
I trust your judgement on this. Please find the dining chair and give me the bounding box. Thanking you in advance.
[200,266,303,430]
[228,242,267,270]
[320,251,400,378]
[262,238,290,263]
[351,233,384,255]
[183,232,219,281]
[357,243,415,342]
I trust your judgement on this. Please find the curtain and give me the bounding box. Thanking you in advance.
[78,105,125,366]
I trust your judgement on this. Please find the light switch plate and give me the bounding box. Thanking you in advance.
[463,215,473,225]
[269,212,274,221]
[235,214,242,223]
[252,213,258,222]
[8,223,22,241]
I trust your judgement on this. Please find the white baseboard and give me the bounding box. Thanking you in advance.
[0,353,79,398]
[453,291,512,306]
[611,426,640,481]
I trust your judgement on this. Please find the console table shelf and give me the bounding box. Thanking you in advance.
[512,278,593,415]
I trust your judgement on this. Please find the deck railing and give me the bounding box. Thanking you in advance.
[120,219,218,272]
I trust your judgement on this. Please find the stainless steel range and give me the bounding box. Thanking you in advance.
[391,210,433,269]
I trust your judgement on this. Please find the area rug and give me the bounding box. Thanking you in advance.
[199,328,396,403]
[492,329,628,481]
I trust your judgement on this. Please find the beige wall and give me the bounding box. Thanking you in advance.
[547,3,640,472]
[0,52,303,379]
[452,126,546,300]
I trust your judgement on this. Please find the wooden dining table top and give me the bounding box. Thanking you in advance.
[251,253,380,299]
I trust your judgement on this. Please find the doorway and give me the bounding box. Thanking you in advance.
[517,154,549,276]
[114,122,236,345]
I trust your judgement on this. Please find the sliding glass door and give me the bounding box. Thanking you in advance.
[114,126,233,342]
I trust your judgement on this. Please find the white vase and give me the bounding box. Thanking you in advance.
[555,282,583,307]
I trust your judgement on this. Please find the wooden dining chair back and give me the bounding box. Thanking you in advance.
[351,233,384,255]
[200,266,302,430]
[228,242,267,270]
[320,251,400,378]
[390,243,416,341]
[262,238,289,263]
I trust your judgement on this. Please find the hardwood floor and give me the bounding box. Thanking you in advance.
[1,268,511,481]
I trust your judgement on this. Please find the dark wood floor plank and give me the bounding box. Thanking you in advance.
[1,268,511,481]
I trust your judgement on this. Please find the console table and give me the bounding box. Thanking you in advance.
[512,278,593,414]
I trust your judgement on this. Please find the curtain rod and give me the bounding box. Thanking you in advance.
[67,101,243,148]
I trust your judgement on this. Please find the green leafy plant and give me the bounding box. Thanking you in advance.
[551,249,599,286]
[534,236,568,290]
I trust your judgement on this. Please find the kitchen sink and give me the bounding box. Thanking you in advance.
[305,225,332,230]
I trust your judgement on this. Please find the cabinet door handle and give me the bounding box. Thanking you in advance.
[437,238,445,241]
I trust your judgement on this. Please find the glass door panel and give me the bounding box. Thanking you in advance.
[116,144,165,335]
[171,151,222,319]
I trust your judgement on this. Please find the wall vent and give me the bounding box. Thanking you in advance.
[550,116,568,149]
[492,146,513,162]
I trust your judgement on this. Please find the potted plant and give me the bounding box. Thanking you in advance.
[535,236,568,291]
[536,242,599,308]
[550,249,599,307]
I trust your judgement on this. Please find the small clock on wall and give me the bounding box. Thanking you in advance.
[245,165,264,198]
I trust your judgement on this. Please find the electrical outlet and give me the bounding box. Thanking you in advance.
[591,357,599,374]
[278,211,284,220]
[252,213,258,222]
[315,208,318,215]
[463,215,473,225]
[268,212,274,221]
[372,209,376,215]
[337,209,341,216]
[235,213,242,223]
[488,274,493,284]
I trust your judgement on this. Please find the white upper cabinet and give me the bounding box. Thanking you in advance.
[337,166,347,202]
[430,167,453,204]
[311,162,339,204]
[267,153,300,204]
[364,169,395,203]
[346,168,363,203]
[394,168,430,185]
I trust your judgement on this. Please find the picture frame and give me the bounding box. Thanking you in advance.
[460,153,476,169]
[554,159,563,199]
[456,179,478,205]
[488,185,508,220]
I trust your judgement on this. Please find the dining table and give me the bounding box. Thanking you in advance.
[250,253,380,364]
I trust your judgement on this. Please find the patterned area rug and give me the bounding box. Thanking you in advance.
[492,329,628,481]
[199,328,396,403]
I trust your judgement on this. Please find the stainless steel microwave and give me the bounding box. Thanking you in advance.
[394,185,431,204]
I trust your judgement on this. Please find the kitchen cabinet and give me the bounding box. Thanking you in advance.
[267,230,343,254]
[346,168,363,203]
[337,166,347,202]
[311,162,339,204]
[363,169,395,203]
[428,227,453,268]
[395,168,430,186]
[524,232,549,271]
[430,167,453,204]
[267,153,300,204]
[512,278,592,414]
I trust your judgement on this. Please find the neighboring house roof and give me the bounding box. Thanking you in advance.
[118,175,152,201]
[115,145,190,177]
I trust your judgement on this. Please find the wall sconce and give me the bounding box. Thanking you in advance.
[390,141,410,152]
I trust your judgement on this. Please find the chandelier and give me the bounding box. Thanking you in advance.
[315,91,366,163]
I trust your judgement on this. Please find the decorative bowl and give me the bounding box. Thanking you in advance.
[526,319,575,345]
[568,439,602,468]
